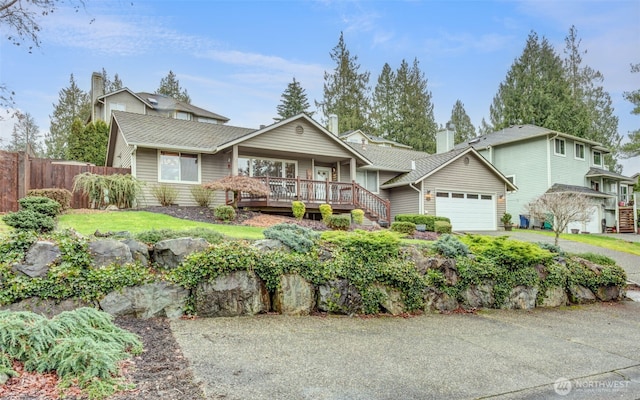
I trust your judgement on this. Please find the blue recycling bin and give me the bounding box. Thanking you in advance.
[519,214,530,229]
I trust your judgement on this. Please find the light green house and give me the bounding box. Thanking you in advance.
[452,125,636,233]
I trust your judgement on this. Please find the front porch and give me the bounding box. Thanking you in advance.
[232,176,390,224]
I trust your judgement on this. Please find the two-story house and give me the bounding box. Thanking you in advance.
[452,124,636,233]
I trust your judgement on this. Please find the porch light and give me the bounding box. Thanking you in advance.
[425,190,432,201]
[498,194,504,202]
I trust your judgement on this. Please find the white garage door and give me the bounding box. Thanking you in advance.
[435,191,496,231]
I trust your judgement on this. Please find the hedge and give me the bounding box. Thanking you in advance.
[395,214,451,231]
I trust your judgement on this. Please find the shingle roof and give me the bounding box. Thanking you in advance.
[585,167,635,183]
[380,147,471,187]
[112,111,254,152]
[546,183,613,198]
[345,142,431,171]
[453,124,603,150]
[136,92,229,122]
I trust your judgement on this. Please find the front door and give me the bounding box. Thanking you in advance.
[315,167,331,201]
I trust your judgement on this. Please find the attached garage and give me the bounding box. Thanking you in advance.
[435,191,497,231]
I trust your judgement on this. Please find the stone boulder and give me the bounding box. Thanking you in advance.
[423,256,458,286]
[153,237,209,269]
[424,287,459,312]
[195,271,269,317]
[501,286,538,309]
[253,239,288,253]
[0,297,93,318]
[317,279,363,315]
[121,238,150,266]
[460,283,495,309]
[272,274,315,315]
[89,239,133,268]
[568,284,596,304]
[99,282,188,319]
[538,286,568,307]
[402,246,434,275]
[373,284,405,315]
[595,285,623,302]
[13,241,61,278]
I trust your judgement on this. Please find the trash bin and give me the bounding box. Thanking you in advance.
[519,214,529,229]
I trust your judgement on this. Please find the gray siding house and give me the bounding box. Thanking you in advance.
[453,124,636,233]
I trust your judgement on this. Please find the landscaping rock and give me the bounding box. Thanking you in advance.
[373,284,405,315]
[402,247,433,275]
[424,256,458,286]
[501,286,538,309]
[568,284,597,304]
[100,282,188,319]
[272,274,315,315]
[539,286,568,307]
[595,285,623,302]
[121,238,150,266]
[460,283,495,309]
[195,271,269,317]
[253,239,288,253]
[0,297,93,318]
[152,237,209,269]
[0,372,8,385]
[424,287,459,312]
[13,241,61,278]
[317,279,363,315]
[89,238,133,268]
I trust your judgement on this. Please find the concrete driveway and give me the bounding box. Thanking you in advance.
[171,302,640,399]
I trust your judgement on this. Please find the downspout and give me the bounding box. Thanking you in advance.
[409,183,423,214]
[131,145,137,177]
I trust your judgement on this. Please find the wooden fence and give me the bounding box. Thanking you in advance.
[0,150,130,212]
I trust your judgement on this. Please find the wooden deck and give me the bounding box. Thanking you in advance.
[234,176,390,223]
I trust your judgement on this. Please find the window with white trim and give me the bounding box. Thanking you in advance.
[356,170,378,192]
[237,157,297,178]
[574,143,585,160]
[107,102,125,118]
[159,151,199,183]
[554,138,566,156]
[593,151,602,166]
[175,111,191,120]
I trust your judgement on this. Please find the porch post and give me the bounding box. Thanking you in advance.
[350,157,356,181]
[231,145,238,176]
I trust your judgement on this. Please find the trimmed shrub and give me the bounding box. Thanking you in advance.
[18,196,61,217]
[390,221,416,234]
[151,183,178,206]
[432,234,469,258]
[461,235,554,270]
[326,215,351,231]
[434,220,452,234]
[395,214,451,231]
[190,185,214,207]
[351,209,365,225]
[27,189,72,211]
[214,205,236,221]
[292,201,306,220]
[2,210,55,233]
[263,223,320,253]
[319,203,333,223]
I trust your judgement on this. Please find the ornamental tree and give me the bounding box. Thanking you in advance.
[526,191,594,246]
[204,175,269,209]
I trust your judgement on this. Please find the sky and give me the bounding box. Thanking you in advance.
[1,0,639,174]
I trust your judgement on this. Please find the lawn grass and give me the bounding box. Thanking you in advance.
[0,217,9,234]
[57,210,265,240]
[514,228,640,256]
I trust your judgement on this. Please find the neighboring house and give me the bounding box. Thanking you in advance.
[106,110,516,230]
[453,124,636,233]
[89,72,229,125]
[340,129,413,149]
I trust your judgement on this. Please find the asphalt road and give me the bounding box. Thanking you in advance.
[171,302,640,399]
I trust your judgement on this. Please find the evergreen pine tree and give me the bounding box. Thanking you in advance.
[563,26,621,171]
[490,31,580,134]
[449,100,476,143]
[156,70,191,104]
[370,63,398,138]
[7,111,43,155]
[67,119,110,165]
[316,32,370,133]
[621,63,640,158]
[45,74,90,159]
[100,68,124,94]
[477,117,493,136]
[275,77,313,121]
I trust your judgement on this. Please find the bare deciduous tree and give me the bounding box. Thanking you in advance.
[204,175,269,209]
[526,191,594,246]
